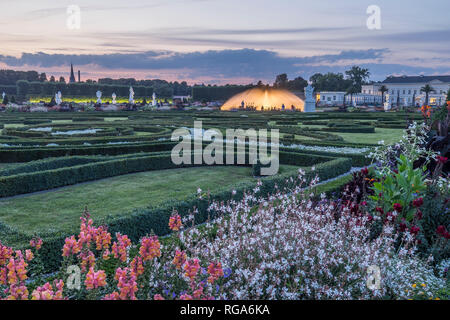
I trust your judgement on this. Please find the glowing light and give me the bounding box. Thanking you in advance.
[221,87,304,111]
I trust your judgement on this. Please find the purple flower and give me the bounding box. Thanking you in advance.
[223,268,232,278]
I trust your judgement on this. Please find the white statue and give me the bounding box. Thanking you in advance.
[152,92,156,106]
[129,86,135,104]
[55,91,62,105]
[2,92,5,101]
[303,83,316,112]
[112,93,117,104]
[384,93,391,111]
[96,90,102,104]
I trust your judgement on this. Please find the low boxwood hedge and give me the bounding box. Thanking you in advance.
[6,156,352,272]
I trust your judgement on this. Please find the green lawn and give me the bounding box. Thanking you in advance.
[0,165,299,242]
[333,128,404,144]
[3,123,25,128]
[51,120,73,124]
[104,117,128,122]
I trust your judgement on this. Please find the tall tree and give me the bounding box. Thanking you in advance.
[39,73,47,82]
[49,76,56,82]
[346,85,359,106]
[59,76,66,84]
[420,84,435,106]
[379,85,388,103]
[287,76,308,91]
[345,66,370,92]
[274,74,288,88]
[309,72,352,91]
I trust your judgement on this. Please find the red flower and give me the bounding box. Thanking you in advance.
[415,209,423,220]
[436,225,447,236]
[410,226,420,235]
[361,168,369,175]
[367,215,373,222]
[399,222,407,232]
[445,232,450,240]
[361,201,367,206]
[412,198,423,208]
[437,156,448,164]
[375,207,384,214]
[393,203,403,212]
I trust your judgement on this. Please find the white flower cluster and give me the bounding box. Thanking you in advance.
[51,128,102,136]
[161,174,444,300]
[368,121,437,174]
[281,143,370,154]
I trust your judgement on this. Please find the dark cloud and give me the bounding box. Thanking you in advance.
[0,48,447,82]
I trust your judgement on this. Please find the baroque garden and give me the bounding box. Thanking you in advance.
[0,104,448,300]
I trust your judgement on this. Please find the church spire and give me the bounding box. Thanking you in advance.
[69,63,76,83]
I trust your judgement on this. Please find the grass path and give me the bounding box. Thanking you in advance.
[0,165,298,237]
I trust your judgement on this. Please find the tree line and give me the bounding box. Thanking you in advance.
[193,66,371,102]
[15,81,154,98]
[0,69,191,98]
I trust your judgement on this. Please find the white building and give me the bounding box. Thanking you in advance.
[361,83,383,95]
[317,91,382,106]
[380,75,450,106]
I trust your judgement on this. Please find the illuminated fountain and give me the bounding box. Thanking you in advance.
[221,87,305,111]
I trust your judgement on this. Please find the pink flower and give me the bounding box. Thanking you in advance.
[172,249,187,270]
[30,238,42,250]
[139,236,161,262]
[169,214,182,231]
[25,250,34,262]
[184,259,200,280]
[207,262,224,284]
[62,236,80,257]
[114,267,138,300]
[85,267,107,290]
[31,280,65,300]
[112,233,132,262]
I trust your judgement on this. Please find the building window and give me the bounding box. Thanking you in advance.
[408,90,411,94]
[403,90,405,94]
[333,96,336,100]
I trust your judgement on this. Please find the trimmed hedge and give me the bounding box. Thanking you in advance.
[0,140,176,162]
[11,156,352,272]
[0,148,339,197]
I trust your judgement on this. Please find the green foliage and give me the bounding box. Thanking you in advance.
[370,154,427,221]
[192,85,253,101]
[10,80,154,98]
[416,184,450,264]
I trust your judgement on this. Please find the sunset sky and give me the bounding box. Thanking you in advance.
[0,0,449,84]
